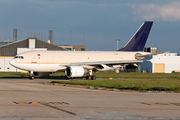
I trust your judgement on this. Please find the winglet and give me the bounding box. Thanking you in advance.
[118,21,153,51]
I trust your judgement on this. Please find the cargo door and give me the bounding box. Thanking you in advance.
[154,63,164,73]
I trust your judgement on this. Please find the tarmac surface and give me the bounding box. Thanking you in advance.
[0,78,180,120]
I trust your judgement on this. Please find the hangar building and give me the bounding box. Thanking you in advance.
[0,37,65,72]
[59,45,86,51]
[140,52,180,73]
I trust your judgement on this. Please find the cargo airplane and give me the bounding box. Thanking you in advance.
[10,21,153,80]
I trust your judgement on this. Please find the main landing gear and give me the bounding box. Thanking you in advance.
[86,70,96,80]
[85,75,96,80]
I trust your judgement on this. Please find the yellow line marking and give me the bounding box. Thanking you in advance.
[0,56,14,58]
[142,102,180,106]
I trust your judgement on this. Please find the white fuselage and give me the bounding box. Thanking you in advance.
[9,50,147,72]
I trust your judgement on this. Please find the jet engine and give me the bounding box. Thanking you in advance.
[65,66,88,78]
[33,72,51,77]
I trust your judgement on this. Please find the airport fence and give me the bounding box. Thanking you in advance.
[107,68,139,73]
[119,68,139,73]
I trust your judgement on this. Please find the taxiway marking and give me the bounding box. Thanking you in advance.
[142,102,180,106]
[13,101,69,105]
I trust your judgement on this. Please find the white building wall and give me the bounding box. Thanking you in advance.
[140,53,180,73]
[5,58,16,72]
[153,55,180,73]
[165,64,180,73]
[0,58,5,71]
[29,39,35,48]
[17,48,47,54]
[0,57,21,72]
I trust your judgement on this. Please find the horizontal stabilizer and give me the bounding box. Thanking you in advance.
[135,52,167,60]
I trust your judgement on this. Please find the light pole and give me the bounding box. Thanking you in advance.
[115,39,120,50]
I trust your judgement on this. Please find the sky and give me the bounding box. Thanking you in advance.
[1,0,180,53]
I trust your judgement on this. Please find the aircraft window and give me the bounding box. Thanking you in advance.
[14,56,24,59]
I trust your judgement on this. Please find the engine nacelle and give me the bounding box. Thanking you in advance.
[65,66,88,78]
[33,72,51,77]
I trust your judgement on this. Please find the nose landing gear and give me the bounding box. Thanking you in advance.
[29,71,34,80]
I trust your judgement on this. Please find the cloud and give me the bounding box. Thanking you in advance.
[131,2,180,21]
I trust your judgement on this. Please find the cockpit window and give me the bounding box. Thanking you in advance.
[14,56,24,59]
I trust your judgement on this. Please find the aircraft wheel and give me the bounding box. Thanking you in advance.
[29,76,34,80]
[86,75,91,80]
[91,75,96,80]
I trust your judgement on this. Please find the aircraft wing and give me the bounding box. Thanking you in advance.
[60,60,143,66]
[59,60,143,71]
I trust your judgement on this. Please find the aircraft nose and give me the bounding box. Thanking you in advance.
[9,59,15,66]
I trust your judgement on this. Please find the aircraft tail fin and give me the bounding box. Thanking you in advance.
[118,21,153,51]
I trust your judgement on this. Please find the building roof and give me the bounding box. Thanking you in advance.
[0,37,65,56]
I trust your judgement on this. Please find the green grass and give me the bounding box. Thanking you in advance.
[52,79,180,92]
[0,72,180,92]
[0,72,65,79]
[93,72,180,79]
[52,72,180,92]
[2,71,180,79]
[0,72,29,78]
